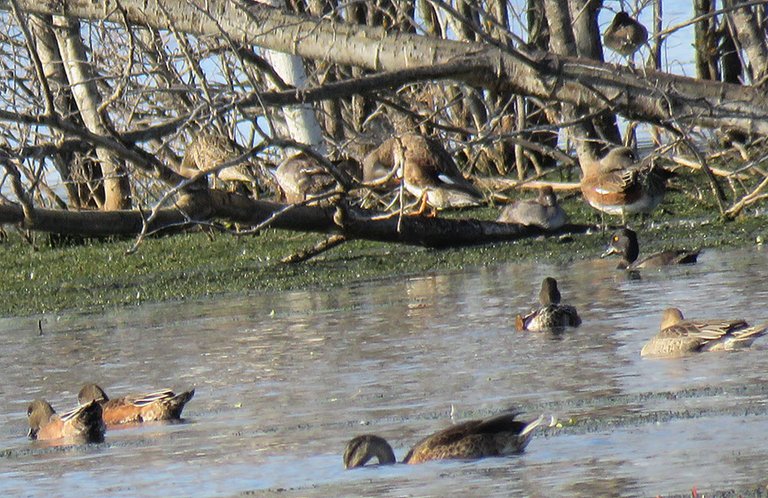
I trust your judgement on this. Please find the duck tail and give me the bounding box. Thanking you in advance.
[514,314,527,331]
[732,321,768,345]
[166,389,195,418]
[519,414,558,438]
[61,400,105,443]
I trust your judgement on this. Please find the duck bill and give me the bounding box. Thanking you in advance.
[27,427,37,440]
[600,246,620,258]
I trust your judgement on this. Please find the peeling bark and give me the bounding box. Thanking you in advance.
[3,0,767,137]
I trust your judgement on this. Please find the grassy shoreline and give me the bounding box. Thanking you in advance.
[1,180,766,318]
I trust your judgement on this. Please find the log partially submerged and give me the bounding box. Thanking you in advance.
[0,191,593,249]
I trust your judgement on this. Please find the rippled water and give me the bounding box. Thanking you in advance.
[2,245,768,496]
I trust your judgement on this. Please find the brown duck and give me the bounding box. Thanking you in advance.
[78,383,195,426]
[27,399,105,443]
[274,152,360,205]
[603,11,648,57]
[343,410,554,468]
[580,147,672,219]
[641,308,768,358]
[179,132,257,185]
[362,133,482,213]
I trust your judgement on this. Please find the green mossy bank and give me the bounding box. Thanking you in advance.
[1,175,766,317]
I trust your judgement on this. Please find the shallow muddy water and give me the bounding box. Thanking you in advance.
[2,245,768,496]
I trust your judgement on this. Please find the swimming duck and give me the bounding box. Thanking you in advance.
[497,186,567,230]
[580,147,672,219]
[274,152,360,206]
[641,308,768,358]
[603,11,648,57]
[343,410,553,468]
[601,228,699,270]
[27,399,105,443]
[515,277,581,332]
[78,384,195,426]
[362,133,482,214]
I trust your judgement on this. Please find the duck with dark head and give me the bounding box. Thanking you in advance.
[343,410,554,468]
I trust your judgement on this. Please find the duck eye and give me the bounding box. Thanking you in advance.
[613,236,619,242]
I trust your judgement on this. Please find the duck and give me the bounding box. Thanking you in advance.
[515,277,582,332]
[343,410,554,468]
[497,186,567,230]
[641,308,768,358]
[179,132,258,185]
[27,399,105,443]
[78,384,195,426]
[601,228,699,270]
[603,11,648,57]
[362,133,483,214]
[274,152,360,206]
[580,147,673,219]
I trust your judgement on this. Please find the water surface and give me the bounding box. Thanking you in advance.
[2,246,768,496]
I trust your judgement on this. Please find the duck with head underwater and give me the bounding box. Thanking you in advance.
[343,410,555,468]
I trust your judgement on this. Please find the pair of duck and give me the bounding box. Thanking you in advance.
[27,384,195,444]
[515,227,699,332]
[517,228,766,354]
[499,144,674,229]
[516,276,767,357]
[272,133,484,212]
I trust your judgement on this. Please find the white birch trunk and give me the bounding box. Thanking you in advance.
[52,15,131,209]
[258,0,326,156]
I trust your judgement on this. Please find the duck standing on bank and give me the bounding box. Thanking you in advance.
[363,133,483,215]
[580,147,673,221]
[274,152,360,206]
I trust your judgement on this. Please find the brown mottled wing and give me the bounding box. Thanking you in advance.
[403,412,526,463]
[183,133,243,172]
[403,419,483,463]
[658,320,747,345]
[401,135,479,195]
[582,168,639,205]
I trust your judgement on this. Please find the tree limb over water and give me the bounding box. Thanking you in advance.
[0,192,592,249]
[0,1,766,249]
[5,0,768,137]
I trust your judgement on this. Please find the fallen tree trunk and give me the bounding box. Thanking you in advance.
[0,191,593,248]
[5,0,768,139]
